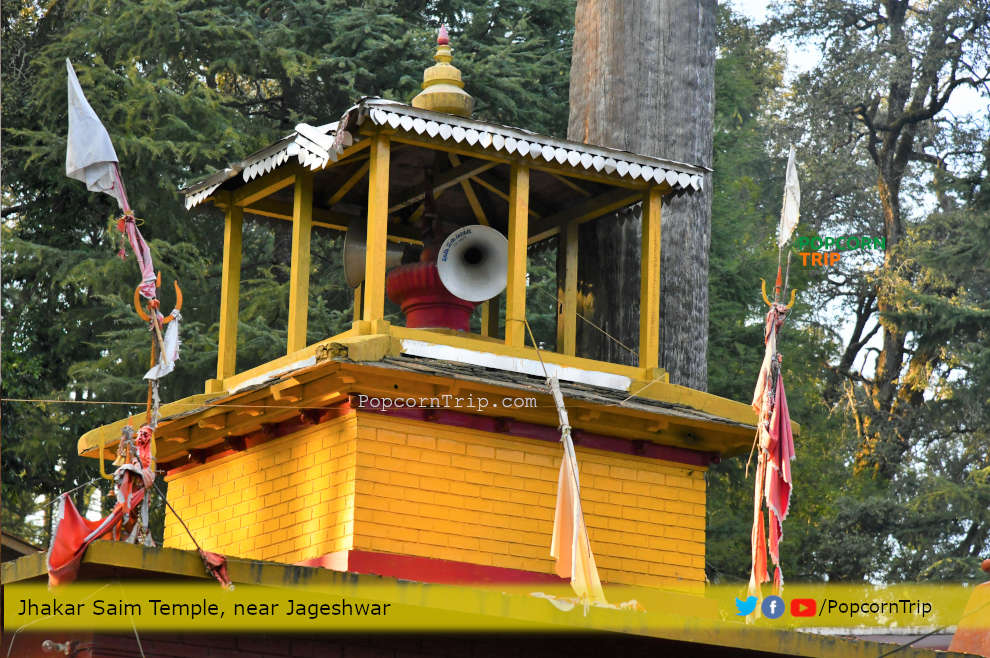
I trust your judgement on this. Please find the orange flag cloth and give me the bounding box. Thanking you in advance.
[551,441,606,603]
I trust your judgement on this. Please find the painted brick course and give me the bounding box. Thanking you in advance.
[164,416,357,563]
[352,414,706,589]
[163,411,706,589]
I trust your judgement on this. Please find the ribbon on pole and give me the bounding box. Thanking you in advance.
[66,58,158,301]
[747,149,800,608]
[48,427,157,586]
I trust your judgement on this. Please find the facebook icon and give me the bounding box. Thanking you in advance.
[761,595,784,619]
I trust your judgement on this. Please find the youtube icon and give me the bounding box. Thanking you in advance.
[791,598,816,617]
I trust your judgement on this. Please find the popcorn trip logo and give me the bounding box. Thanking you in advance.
[794,235,886,267]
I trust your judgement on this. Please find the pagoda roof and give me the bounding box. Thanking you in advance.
[180,97,707,209]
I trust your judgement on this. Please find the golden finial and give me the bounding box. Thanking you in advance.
[412,25,474,117]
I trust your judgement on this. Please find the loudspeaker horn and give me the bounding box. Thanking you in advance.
[343,217,405,288]
[436,225,508,302]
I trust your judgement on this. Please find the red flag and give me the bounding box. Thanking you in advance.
[749,304,796,600]
[199,549,233,590]
[48,491,140,586]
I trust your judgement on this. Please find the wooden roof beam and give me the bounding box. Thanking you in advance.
[271,378,303,402]
[228,198,422,243]
[548,171,592,197]
[388,158,497,214]
[233,165,298,207]
[528,187,643,244]
[448,153,488,225]
[326,160,370,207]
[180,389,349,454]
[469,173,541,219]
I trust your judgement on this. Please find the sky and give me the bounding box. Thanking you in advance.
[727,0,988,118]
[730,0,773,23]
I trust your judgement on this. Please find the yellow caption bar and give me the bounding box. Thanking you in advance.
[2,581,986,634]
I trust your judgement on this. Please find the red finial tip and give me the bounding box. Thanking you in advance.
[437,24,449,45]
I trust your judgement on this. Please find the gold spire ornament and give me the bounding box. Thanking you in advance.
[412,25,474,117]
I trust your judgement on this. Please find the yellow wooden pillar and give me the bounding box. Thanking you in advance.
[560,221,578,355]
[213,202,242,389]
[639,187,662,369]
[287,171,313,354]
[481,296,499,338]
[353,283,363,324]
[505,164,529,347]
[363,133,390,325]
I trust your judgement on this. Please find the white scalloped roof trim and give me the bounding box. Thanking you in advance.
[183,100,705,210]
[184,122,341,209]
[184,181,224,210]
[364,105,704,192]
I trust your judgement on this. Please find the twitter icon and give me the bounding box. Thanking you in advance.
[734,596,758,616]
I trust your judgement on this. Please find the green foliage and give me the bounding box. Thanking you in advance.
[706,0,990,584]
[1,0,575,543]
[4,0,986,588]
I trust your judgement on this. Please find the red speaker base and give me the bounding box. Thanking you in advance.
[386,262,476,332]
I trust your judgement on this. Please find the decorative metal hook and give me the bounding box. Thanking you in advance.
[97,434,114,480]
[133,272,183,324]
[760,278,797,309]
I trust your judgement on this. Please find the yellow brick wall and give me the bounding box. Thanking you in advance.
[351,413,706,589]
[162,411,707,590]
[163,416,357,563]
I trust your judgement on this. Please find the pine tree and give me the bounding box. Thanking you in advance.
[1,0,576,541]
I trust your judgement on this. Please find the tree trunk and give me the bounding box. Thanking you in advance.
[567,0,715,390]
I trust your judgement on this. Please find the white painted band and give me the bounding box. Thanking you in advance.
[399,340,632,391]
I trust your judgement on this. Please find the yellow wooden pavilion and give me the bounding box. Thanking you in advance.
[75,31,768,593]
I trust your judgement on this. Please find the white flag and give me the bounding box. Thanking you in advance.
[65,59,128,210]
[143,313,181,380]
[778,145,800,248]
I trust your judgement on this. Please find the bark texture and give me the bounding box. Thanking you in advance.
[567,0,715,390]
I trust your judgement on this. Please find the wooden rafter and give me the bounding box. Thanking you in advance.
[469,173,541,219]
[528,187,642,244]
[225,198,421,243]
[327,160,370,206]
[388,158,497,214]
[448,153,488,225]
[549,171,592,197]
[232,165,297,207]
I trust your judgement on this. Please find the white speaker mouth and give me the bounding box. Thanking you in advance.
[437,225,508,302]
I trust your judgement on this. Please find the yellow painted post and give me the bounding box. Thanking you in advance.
[562,221,578,356]
[353,283,363,323]
[639,187,662,369]
[363,133,390,324]
[287,171,313,354]
[505,164,529,347]
[216,203,242,384]
[481,296,500,338]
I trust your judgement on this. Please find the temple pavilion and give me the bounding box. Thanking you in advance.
[67,27,762,594]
